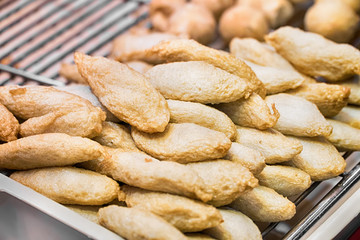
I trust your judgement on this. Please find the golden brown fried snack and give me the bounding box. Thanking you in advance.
[230,37,295,70]
[0,86,105,138]
[186,233,215,240]
[288,136,346,181]
[192,0,234,19]
[326,119,360,151]
[80,150,212,202]
[10,167,119,205]
[237,0,294,28]
[74,52,170,133]
[225,142,266,175]
[149,0,186,17]
[265,93,333,137]
[167,100,237,140]
[265,26,360,81]
[59,63,87,84]
[333,106,360,129]
[340,0,360,11]
[246,61,305,94]
[98,205,187,240]
[145,39,266,97]
[145,61,250,104]
[125,61,153,74]
[235,126,303,164]
[229,186,296,222]
[305,0,359,43]
[56,85,119,122]
[256,165,312,197]
[66,205,100,224]
[131,123,231,164]
[186,160,258,207]
[0,133,105,170]
[219,5,269,42]
[111,31,182,63]
[204,209,262,240]
[0,102,19,142]
[215,93,279,130]
[286,82,350,117]
[167,3,216,45]
[120,186,223,232]
[92,122,139,151]
[337,76,360,105]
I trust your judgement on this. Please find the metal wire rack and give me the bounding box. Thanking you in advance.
[0,1,359,239]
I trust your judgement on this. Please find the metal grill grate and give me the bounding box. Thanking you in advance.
[0,1,359,239]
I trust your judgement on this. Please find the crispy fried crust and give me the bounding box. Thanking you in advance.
[0,133,105,170]
[0,103,19,142]
[59,63,87,84]
[288,136,346,181]
[286,82,350,117]
[74,52,170,133]
[229,186,296,222]
[186,160,258,207]
[167,100,237,141]
[131,123,231,163]
[0,86,105,138]
[145,39,266,97]
[204,209,262,240]
[216,93,279,130]
[98,206,187,240]
[326,119,360,151]
[256,165,312,196]
[265,93,333,137]
[337,76,360,105]
[121,186,223,232]
[92,122,139,151]
[81,150,212,202]
[235,126,303,164]
[265,26,360,81]
[145,61,250,104]
[224,142,266,175]
[10,167,119,205]
[66,205,100,224]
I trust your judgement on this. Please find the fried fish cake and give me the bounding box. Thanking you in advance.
[265,93,333,137]
[246,61,304,94]
[74,52,170,133]
[0,133,105,170]
[229,186,296,222]
[10,167,119,205]
[120,186,222,232]
[204,209,262,240]
[333,106,360,129]
[288,136,346,181]
[59,63,87,84]
[225,142,266,175]
[145,61,250,104]
[256,165,312,197]
[337,76,360,105]
[192,0,233,19]
[131,123,231,164]
[92,122,139,151]
[167,100,237,140]
[145,39,266,97]
[0,86,105,138]
[286,82,350,117]
[80,150,212,202]
[326,119,360,151]
[230,37,295,70]
[186,160,258,207]
[111,31,182,63]
[216,93,279,130]
[98,206,187,240]
[65,205,101,224]
[235,126,303,164]
[265,26,360,81]
[0,102,19,142]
